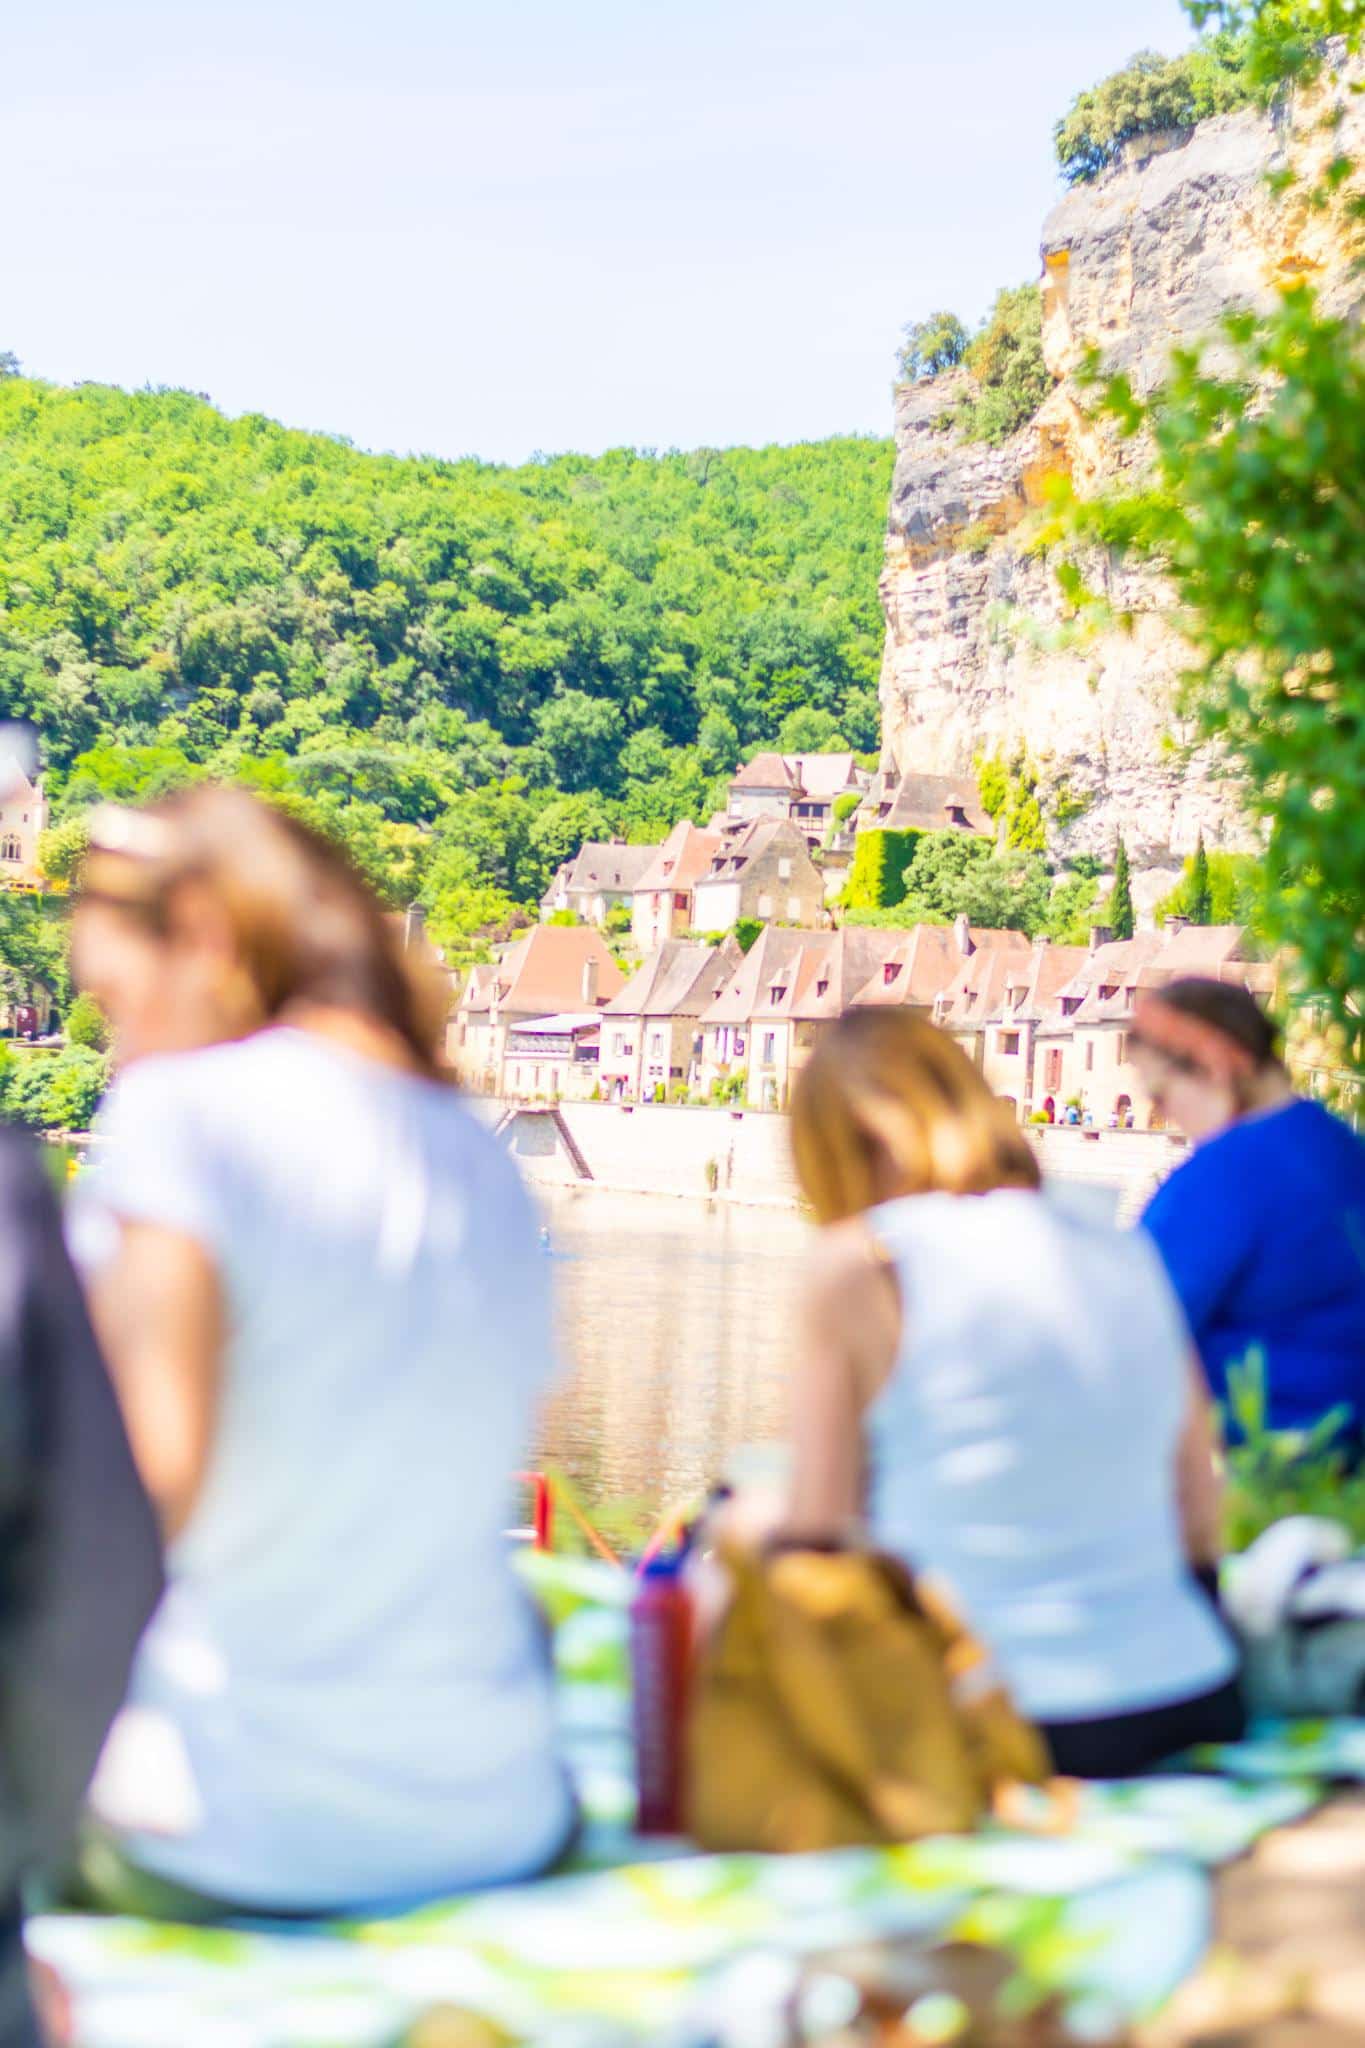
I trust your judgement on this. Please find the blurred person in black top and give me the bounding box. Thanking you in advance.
[0,1132,162,2045]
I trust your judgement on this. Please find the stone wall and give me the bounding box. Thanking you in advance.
[879,57,1365,869]
[484,1099,801,1208]
[478,1098,1186,1220]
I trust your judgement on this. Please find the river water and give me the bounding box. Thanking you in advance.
[533,1189,811,1524]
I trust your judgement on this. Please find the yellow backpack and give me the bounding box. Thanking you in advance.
[686,1545,1051,1853]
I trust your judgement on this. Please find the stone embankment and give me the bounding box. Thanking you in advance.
[479,1099,1186,1219]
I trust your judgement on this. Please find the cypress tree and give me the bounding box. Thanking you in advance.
[1188,831,1213,925]
[1107,834,1135,941]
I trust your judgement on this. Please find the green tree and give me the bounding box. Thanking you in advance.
[64,989,110,1051]
[1188,832,1214,924]
[44,1045,109,1131]
[1053,37,1256,185]
[533,691,625,796]
[0,352,19,378]
[953,286,1051,446]
[1106,836,1136,941]
[774,707,846,754]
[897,312,970,383]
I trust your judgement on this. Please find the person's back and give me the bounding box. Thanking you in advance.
[1143,1100,1365,1436]
[0,1130,162,2042]
[863,1189,1234,1725]
[82,1029,573,1912]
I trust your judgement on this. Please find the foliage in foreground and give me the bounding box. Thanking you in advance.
[1222,1351,1365,1549]
[0,1044,109,1134]
[1063,285,1365,1069]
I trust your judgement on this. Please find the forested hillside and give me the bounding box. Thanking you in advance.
[0,374,891,951]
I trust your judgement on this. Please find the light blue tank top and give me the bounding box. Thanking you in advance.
[865,1189,1235,1722]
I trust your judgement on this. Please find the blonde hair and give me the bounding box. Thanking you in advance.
[79,785,449,1079]
[791,1008,1040,1225]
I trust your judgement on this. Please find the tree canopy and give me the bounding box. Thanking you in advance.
[1053,36,1258,185]
[0,377,892,955]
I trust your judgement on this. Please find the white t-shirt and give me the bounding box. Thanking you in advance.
[865,1189,1236,1723]
[77,1028,573,1911]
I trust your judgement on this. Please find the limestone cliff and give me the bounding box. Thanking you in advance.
[878,58,1365,868]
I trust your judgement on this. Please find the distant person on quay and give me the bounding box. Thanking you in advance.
[1135,978,1365,1444]
[0,1130,161,2044]
[786,1008,1242,1780]
[67,788,573,1917]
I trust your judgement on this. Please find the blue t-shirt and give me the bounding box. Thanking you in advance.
[1143,1101,1365,1439]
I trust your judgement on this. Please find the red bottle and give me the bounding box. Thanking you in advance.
[630,1550,692,1835]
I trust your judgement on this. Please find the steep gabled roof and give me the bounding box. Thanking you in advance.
[849,922,970,1008]
[700,926,811,1026]
[634,819,723,896]
[459,924,625,1018]
[870,771,990,837]
[788,752,862,800]
[932,929,1034,1028]
[606,938,739,1019]
[991,940,1089,1026]
[561,841,659,895]
[697,814,812,882]
[730,752,799,793]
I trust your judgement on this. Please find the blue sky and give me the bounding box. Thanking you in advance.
[7,1,1193,463]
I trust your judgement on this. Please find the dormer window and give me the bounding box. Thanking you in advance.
[883,962,901,985]
[1062,996,1082,1016]
[815,977,829,997]
[1098,984,1117,1001]
[769,984,788,1003]
[662,860,674,877]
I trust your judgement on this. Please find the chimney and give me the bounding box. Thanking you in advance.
[1088,925,1113,953]
[403,902,428,951]
[581,955,600,1007]
[953,912,973,957]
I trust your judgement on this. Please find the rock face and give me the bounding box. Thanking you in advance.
[878,62,1365,867]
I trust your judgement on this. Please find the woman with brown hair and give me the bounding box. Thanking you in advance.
[787,1008,1241,1779]
[1134,977,1365,1442]
[68,787,573,1915]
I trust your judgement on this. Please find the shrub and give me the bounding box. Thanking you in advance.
[953,285,1051,446]
[733,917,763,953]
[1222,1350,1365,1551]
[842,829,918,910]
[897,312,969,383]
[1053,36,1257,187]
[64,991,110,1051]
[832,791,861,825]
[0,1045,109,1133]
[1156,846,1260,928]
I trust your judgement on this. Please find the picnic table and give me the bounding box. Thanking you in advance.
[27,1557,1365,2048]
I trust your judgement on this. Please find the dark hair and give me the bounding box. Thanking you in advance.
[80,786,448,1079]
[1152,977,1281,1071]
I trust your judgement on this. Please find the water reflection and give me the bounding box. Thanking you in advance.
[534,1189,811,1514]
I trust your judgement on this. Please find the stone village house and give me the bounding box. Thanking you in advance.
[539,841,659,929]
[689,817,825,937]
[449,924,625,1096]
[0,754,48,890]
[725,751,869,847]
[1029,924,1273,1128]
[630,822,722,954]
[598,939,739,1103]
